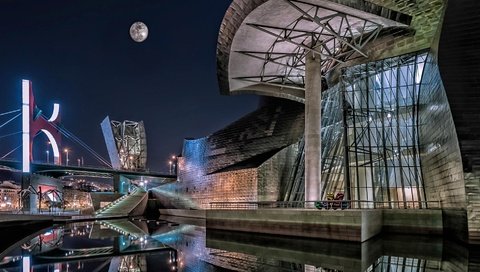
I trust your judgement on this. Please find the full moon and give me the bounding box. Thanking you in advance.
[130,22,148,42]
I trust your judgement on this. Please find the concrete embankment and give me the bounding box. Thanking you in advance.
[0,214,66,224]
[159,208,443,242]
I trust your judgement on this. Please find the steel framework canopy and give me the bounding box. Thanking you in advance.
[217,0,445,102]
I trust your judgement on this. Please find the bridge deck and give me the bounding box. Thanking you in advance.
[0,159,176,179]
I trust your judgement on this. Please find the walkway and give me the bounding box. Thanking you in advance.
[95,188,148,217]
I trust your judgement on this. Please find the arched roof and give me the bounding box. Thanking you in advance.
[217,0,446,102]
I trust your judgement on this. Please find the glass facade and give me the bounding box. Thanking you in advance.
[319,51,429,208]
[320,87,346,200]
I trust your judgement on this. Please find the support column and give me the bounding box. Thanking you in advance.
[305,50,322,203]
[113,174,121,193]
[113,174,130,194]
[21,173,31,212]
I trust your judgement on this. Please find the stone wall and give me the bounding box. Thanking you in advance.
[206,209,443,242]
[382,209,443,235]
[442,209,468,243]
[206,209,366,242]
[90,192,122,211]
[129,192,149,217]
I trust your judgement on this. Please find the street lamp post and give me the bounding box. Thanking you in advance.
[46,141,51,164]
[64,149,69,166]
[168,161,173,174]
[171,155,177,174]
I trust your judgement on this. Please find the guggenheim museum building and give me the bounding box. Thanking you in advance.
[154,0,480,245]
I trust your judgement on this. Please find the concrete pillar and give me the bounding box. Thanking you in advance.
[305,50,322,202]
[21,173,33,212]
[114,174,131,194]
[113,237,121,254]
[113,174,120,193]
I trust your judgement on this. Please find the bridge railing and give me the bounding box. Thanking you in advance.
[0,159,175,177]
[209,200,442,210]
[94,187,138,215]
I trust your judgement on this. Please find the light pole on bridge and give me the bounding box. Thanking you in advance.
[64,148,69,166]
[46,141,51,164]
[171,155,177,174]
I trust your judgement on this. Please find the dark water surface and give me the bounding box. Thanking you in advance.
[0,216,478,271]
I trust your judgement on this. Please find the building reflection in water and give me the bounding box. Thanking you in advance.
[366,256,437,272]
[154,216,477,272]
[0,218,478,271]
[0,219,175,272]
[118,254,147,271]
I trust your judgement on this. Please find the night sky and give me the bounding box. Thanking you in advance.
[0,0,259,172]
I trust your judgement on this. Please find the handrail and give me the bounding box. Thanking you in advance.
[209,199,442,210]
[94,188,139,215]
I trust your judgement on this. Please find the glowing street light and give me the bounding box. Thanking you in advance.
[129,156,134,169]
[168,161,173,174]
[64,148,69,166]
[46,141,51,164]
[171,155,177,174]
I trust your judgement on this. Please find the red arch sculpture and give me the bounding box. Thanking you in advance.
[22,80,62,172]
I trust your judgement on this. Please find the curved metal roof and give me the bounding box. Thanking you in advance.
[217,0,446,102]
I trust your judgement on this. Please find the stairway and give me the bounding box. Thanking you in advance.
[95,187,148,218]
[99,219,149,238]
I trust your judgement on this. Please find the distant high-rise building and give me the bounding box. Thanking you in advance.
[101,116,147,171]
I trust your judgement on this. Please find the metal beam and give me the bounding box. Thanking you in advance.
[285,0,375,58]
[233,77,306,90]
[236,51,306,72]
[247,23,345,63]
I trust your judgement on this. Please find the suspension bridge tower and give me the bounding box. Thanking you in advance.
[21,79,62,173]
[20,80,63,212]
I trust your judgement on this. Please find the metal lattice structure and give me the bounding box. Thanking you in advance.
[311,51,427,208]
[284,51,428,208]
[219,0,410,101]
[235,0,385,89]
[342,51,427,209]
[101,116,147,171]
